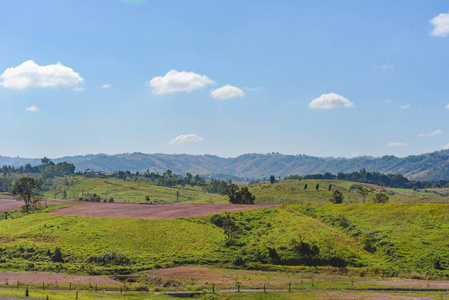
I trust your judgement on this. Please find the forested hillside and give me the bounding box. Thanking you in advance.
[1,150,449,181]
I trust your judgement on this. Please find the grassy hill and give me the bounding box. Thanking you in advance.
[1,202,449,279]
[44,176,227,204]
[44,177,448,205]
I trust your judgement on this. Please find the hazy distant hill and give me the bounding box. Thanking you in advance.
[1,150,449,181]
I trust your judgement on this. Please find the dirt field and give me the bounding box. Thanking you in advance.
[1,197,274,219]
[0,272,119,285]
[46,202,275,219]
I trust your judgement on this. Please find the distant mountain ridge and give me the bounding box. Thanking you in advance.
[1,150,449,181]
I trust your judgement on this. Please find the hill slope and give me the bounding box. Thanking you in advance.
[2,150,449,180]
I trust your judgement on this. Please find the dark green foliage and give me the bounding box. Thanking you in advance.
[328,184,332,191]
[12,177,41,213]
[373,192,389,203]
[222,184,255,204]
[87,252,131,266]
[315,183,319,191]
[269,175,276,184]
[304,184,308,189]
[52,247,63,263]
[330,190,344,204]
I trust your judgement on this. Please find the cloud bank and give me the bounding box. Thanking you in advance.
[388,142,408,147]
[147,70,215,95]
[169,134,203,144]
[309,93,354,109]
[430,12,449,37]
[0,60,84,90]
[417,129,443,137]
[211,85,244,99]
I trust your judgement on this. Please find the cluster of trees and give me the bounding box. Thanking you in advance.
[0,158,75,193]
[222,184,255,204]
[286,169,449,189]
[110,169,230,194]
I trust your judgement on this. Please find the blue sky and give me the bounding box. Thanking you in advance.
[1,0,449,159]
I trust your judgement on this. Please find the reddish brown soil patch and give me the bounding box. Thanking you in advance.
[0,199,24,213]
[375,280,449,288]
[47,202,275,219]
[324,292,432,300]
[0,272,119,285]
[142,267,309,286]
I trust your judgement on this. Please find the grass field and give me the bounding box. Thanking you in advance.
[44,176,227,204]
[1,202,449,279]
[43,177,449,206]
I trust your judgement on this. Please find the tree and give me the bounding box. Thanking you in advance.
[222,184,255,204]
[357,187,375,204]
[315,183,319,191]
[330,190,344,204]
[304,184,308,190]
[328,184,332,191]
[269,175,276,184]
[373,192,389,203]
[12,177,41,213]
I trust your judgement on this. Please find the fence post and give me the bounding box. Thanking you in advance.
[43,282,45,290]
[69,282,71,290]
[76,291,78,300]
[17,280,19,289]
[264,284,266,293]
[212,283,214,293]
[238,284,240,292]
[289,282,291,292]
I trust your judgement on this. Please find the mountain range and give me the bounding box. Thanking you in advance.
[2,150,449,181]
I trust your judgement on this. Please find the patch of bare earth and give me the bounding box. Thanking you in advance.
[46,202,275,219]
[324,293,432,300]
[375,280,449,288]
[139,267,310,286]
[0,272,119,285]
[0,198,24,213]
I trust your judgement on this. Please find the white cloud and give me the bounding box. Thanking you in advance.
[102,84,112,89]
[375,64,394,70]
[400,104,410,109]
[430,12,449,37]
[417,129,443,137]
[25,105,39,112]
[309,92,354,110]
[351,152,361,157]
[384,99,392,103]
[211,85,244,99]
[169,134,203,144]
[388,142,408,147]
[444,143,449,150]
[446,104,449,110]
[0,60,83,90]
[147,70,215,95]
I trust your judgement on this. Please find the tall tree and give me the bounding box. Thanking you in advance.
[12,177,41,213]
[357,187,375,204]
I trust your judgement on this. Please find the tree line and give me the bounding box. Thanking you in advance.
[285,168,449,189]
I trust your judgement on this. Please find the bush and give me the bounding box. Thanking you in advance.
[330,190,344,204]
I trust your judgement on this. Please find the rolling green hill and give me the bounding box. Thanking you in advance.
[1,202,449,278]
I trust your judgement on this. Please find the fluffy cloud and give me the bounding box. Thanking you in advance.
[102,84,112,89]
[211,85,244,99]
[169,134,203,144]
[430,12,449,37]
[400,104,410,109]
[417,129,443,137]
[446,104,449,110]
[147,70,215,95]
[0,60,83,90]
[384,99,392,103]
[25,105,39,112]
[309,93,354,109]
[444,143,449,150]
[388,142,408,147]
